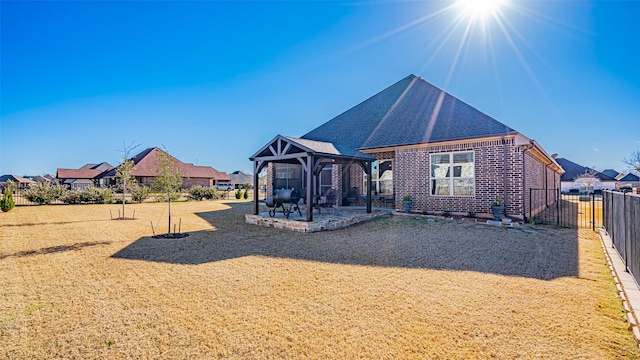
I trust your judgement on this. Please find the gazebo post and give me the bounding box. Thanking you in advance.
[366,160,372,213]
[306,155,313,222]
[253,161,260,215]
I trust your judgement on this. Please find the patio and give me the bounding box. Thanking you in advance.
[245,205,393,232]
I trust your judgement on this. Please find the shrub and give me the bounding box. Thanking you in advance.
[188,185,207,201]
[60,187,114,204]
[235,188,242,199]
[1,184,15,212]
[243,188,248,199]
[130,184,150,203]
[60,190,83,204]
[203,187,219,200]
[22,182,67,205]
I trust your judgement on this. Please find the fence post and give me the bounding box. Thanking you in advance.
[624,193,628,272]
[557,188,560,226]
[591,192,595,231]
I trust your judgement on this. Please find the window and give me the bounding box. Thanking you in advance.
[364,160,393,195]
[430,152,474,196]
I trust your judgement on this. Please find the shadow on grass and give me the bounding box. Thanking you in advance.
[112,203,578,280]
[1,219,112,227]
[0,241,112,260]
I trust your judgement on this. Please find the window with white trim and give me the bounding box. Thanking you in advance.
[430,151,474,196]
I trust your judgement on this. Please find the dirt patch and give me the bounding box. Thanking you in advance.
[1,201,638,359]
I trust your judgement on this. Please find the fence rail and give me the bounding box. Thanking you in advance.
[603,190,640,284]
[529,189,602,229]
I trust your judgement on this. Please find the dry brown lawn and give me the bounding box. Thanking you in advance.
[1,200,638,359]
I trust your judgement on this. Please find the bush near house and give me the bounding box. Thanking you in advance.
[22,183,67,205]
[60,187,114,204]
[130,184,150,203]
[188,186,220,201]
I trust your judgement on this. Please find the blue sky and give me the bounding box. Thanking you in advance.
[1,0,639,176]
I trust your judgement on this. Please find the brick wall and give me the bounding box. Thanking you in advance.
[351,139,536,218]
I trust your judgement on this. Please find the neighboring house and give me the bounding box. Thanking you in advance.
[100,147,230,188]
[229,171,252,188]
[555,159,640,192]
[0,174,36,189]
[252,74,563,220]
[601,168,640,189]
[56,168,105,189]
[56,163,114,189]
[24,174,56,183]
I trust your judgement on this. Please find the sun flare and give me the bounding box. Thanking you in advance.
[457,0,505,18]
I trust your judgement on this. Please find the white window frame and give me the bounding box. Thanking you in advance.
[430,151,475,197]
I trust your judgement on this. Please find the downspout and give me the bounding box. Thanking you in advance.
[521,142,534,221]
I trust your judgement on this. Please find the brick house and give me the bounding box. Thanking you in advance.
[99,147,230,188]
[253,75,563,220]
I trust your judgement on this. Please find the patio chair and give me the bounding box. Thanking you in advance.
[317,188,337,213]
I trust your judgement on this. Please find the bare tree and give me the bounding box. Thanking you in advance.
[152,149,183,234]
[115,141,140,219]
[622,149,640,174]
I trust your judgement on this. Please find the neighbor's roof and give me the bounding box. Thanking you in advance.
[601,169,620,178]
[0,174,36,184]
[302,74,518,150]
[619,173,640,182]
[56,168,102,179]
[100,147,230,181]
[554,158,616,182]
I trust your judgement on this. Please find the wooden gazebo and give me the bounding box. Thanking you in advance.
[250,135,376,222]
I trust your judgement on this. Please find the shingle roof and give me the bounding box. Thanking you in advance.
[56,169,102,180]
[555,158,616,182]
[0,174,36,184]
[100,147,229,181]
[619,173,640,182]
[302,74,518,149]
[601,169,620,178]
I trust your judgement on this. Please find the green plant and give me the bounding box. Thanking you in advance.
[235,188,242,199]
[1,182,16,212]
[402,195,412,202]
[203,187,219,200]
[130,184,150,203]
[22,182,68,205]
[188,185,208,201]
[243,188,248,199]
[492,195,501,206]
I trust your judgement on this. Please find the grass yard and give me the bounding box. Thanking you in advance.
[1,200,639,359]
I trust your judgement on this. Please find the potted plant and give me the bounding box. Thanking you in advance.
[491,195,504,221]
[402,195,413,213]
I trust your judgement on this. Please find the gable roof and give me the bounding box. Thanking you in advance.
[619,173,640,182]
[56,168,102,180]
[601,169,620,178]
[250,135,376,162]
[554,158,616,182]
[229,171,252,185]
[0,174,36,184]
[302,74,518,150]
[100,147,230,181]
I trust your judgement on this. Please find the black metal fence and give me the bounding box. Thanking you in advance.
[603,190,640,284]
[529,188,602,230]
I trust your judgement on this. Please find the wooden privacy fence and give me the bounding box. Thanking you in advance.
[603,190,640,284]
[529,188,602,230]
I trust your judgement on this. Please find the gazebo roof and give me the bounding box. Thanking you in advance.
[250,135,375,163]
